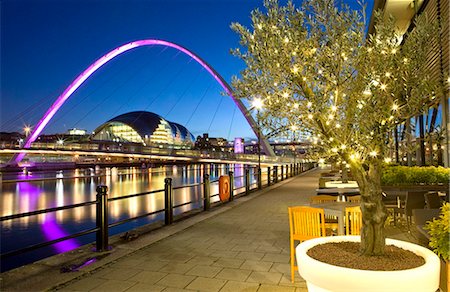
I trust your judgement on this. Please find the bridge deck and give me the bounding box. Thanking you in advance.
[1,168,417,291]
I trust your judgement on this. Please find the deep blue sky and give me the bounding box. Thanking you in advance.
[1,0,373,140]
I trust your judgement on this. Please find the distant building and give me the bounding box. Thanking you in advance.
[195,133,231,152]
[91,111,195,148]
[68,128,87,135]
[234,138,244,154]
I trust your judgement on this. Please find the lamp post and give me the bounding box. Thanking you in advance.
[291,125,298,172]
[252,98,263,189]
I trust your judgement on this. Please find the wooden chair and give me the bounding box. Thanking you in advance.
[288,206,326,283]
[345,206,362,235]
[310,195,337,203]
[347,195,361,203]
[310,196,339,233]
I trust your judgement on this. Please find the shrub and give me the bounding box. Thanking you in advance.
[425,203,450,261]
[381,165,450,186]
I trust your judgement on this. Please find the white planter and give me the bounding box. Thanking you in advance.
[296,236,440,292]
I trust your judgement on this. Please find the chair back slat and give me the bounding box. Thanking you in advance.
[345,206,362,235]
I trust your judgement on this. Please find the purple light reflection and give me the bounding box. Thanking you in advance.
[17,181,79,253]
[41,217,79,253]
[14,39,261,163]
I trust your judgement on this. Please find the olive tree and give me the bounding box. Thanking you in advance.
[231,0,440,255]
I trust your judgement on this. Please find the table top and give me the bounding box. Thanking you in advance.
[310,201,360,211]
[316,187,360,194]
[324,180,358,188]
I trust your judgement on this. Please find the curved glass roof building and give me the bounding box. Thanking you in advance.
[91,111,195,147]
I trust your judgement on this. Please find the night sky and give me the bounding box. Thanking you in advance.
[1,0,373,141]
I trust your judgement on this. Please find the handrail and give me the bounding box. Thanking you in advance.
[0,200,97,221]
[107,189,164,202]
[0,162,315,268]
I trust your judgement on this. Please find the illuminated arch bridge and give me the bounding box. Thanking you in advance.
[13,39,276,164]
[92,111,195,147]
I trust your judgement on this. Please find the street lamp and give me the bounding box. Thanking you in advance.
[252,98,263,188]
[23,125,31,137]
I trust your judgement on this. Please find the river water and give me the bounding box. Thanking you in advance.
[0,163,257,272]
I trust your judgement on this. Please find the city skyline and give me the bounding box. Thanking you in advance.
[1,0,372,141]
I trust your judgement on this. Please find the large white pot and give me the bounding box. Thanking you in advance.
[296,236,440,292]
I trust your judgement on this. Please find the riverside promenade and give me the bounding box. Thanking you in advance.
[1,168,414,292]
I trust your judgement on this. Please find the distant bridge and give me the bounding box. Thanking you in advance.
[3,145,299,167]
[13,39,275,164]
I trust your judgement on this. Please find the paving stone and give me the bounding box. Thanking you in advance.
[240,260,273,272]
[161,253,194,262]
[231,244,260,252]
[128,271,167,284]
[219,281,259,292]
[185,256,218,266]
[257,284,296,292]
[261,253,290,263]
[212,258,244,268]
[185,265,222,277]
[185,277,226,292]
[94,267,141,280]
[156,274,196,288]
[159,262,196,274]
[114,257,147,268]
[208,250,239,259]
[246,271,283,284]
[138,260,169,271]
[215,268,252,282]
[269,263,291,274]
[235,251,265,261]
[90,279,135,291]
[278,274,307,287]
[125,283,165,292]
[63,277,107,291]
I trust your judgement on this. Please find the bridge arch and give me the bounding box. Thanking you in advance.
[15,39,275,163]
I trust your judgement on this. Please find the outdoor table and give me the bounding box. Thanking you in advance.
[324,180,358,188]
[310,201,360,235]
[316,187,360,202]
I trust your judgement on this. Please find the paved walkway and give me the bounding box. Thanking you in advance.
[54,169,319,292]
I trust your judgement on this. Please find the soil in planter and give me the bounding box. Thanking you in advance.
[307,242,425,271]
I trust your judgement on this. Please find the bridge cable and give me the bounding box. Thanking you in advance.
[108,46,172,118]
[140,51,191,113]
[163,66,204,119]
[184,81,214,127]
[127,50,189,126]
[51,46,155,128]
[227,106,237,141]
[0,82,68,132]
[70,47,161,129]
[206,94,225,134]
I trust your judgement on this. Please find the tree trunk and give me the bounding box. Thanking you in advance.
[350,160,387,256]
[418,114,426,166]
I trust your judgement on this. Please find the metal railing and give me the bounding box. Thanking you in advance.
[0,162,315,262]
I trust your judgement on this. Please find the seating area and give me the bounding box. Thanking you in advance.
[289,168,448,288]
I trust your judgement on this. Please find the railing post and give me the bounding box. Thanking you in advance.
[203,174,210,211]
[257,167,262,189]
[96,185,109,252]
[164,178,173,225]
[229,171,234,202]
[245,168,250,195]
[274,166,278,183]
[281,165,284,181]
[267,166,271,186]
[290,164,293,177]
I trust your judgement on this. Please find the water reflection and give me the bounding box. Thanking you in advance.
[1,164,253,271]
